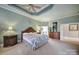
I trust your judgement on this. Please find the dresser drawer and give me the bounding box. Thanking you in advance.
[3,35,17,47]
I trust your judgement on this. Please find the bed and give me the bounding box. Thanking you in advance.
[21,27,48,50]
[21,27,36,42]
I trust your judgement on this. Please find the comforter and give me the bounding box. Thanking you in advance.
[23,33,48,50]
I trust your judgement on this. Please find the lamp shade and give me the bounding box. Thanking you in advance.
[8,26,13,30]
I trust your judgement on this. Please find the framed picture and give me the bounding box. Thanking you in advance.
[69,24,78,31]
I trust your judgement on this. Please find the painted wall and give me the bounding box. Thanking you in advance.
[60,24,79,41]
[0,7,43,44]
[50,15,79,32]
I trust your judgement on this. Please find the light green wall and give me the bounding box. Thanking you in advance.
[50,15,79,32]
[0,7,43,44]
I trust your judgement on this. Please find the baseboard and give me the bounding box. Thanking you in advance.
[60,37,79,41]
[0,43,3,48]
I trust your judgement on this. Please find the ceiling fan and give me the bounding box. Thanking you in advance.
[22,4,41,13]
[8,4,52,15]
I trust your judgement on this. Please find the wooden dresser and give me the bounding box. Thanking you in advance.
[49,32,60,40]
[3,31,17,47]
[3,35,17,47]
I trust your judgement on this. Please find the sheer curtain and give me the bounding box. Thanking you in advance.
[41,26,48,36]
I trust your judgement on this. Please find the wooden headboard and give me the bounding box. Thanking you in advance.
[21,27,36,42]
[22,27,36,33]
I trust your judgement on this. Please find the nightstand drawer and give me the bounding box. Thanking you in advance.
[3,35,17,47]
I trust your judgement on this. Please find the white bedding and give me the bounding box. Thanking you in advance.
[23,33,48,50]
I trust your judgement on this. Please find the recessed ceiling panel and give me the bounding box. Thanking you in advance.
[10,4,53,15]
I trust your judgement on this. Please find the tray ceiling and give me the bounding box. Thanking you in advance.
[0,4,79,22]
[10,4,52,15]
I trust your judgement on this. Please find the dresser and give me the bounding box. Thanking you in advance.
[3,31,17,47]
[49,32,60,40]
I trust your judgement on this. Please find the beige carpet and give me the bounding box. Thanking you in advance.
[0,38,79,55]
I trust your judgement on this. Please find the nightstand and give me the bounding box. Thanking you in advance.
[3,31,17,47]
[3,35,17,47]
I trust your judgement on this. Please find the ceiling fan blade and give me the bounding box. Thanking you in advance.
[31,6,36,12]
[27,7,32,12]
[33,5,41,9]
